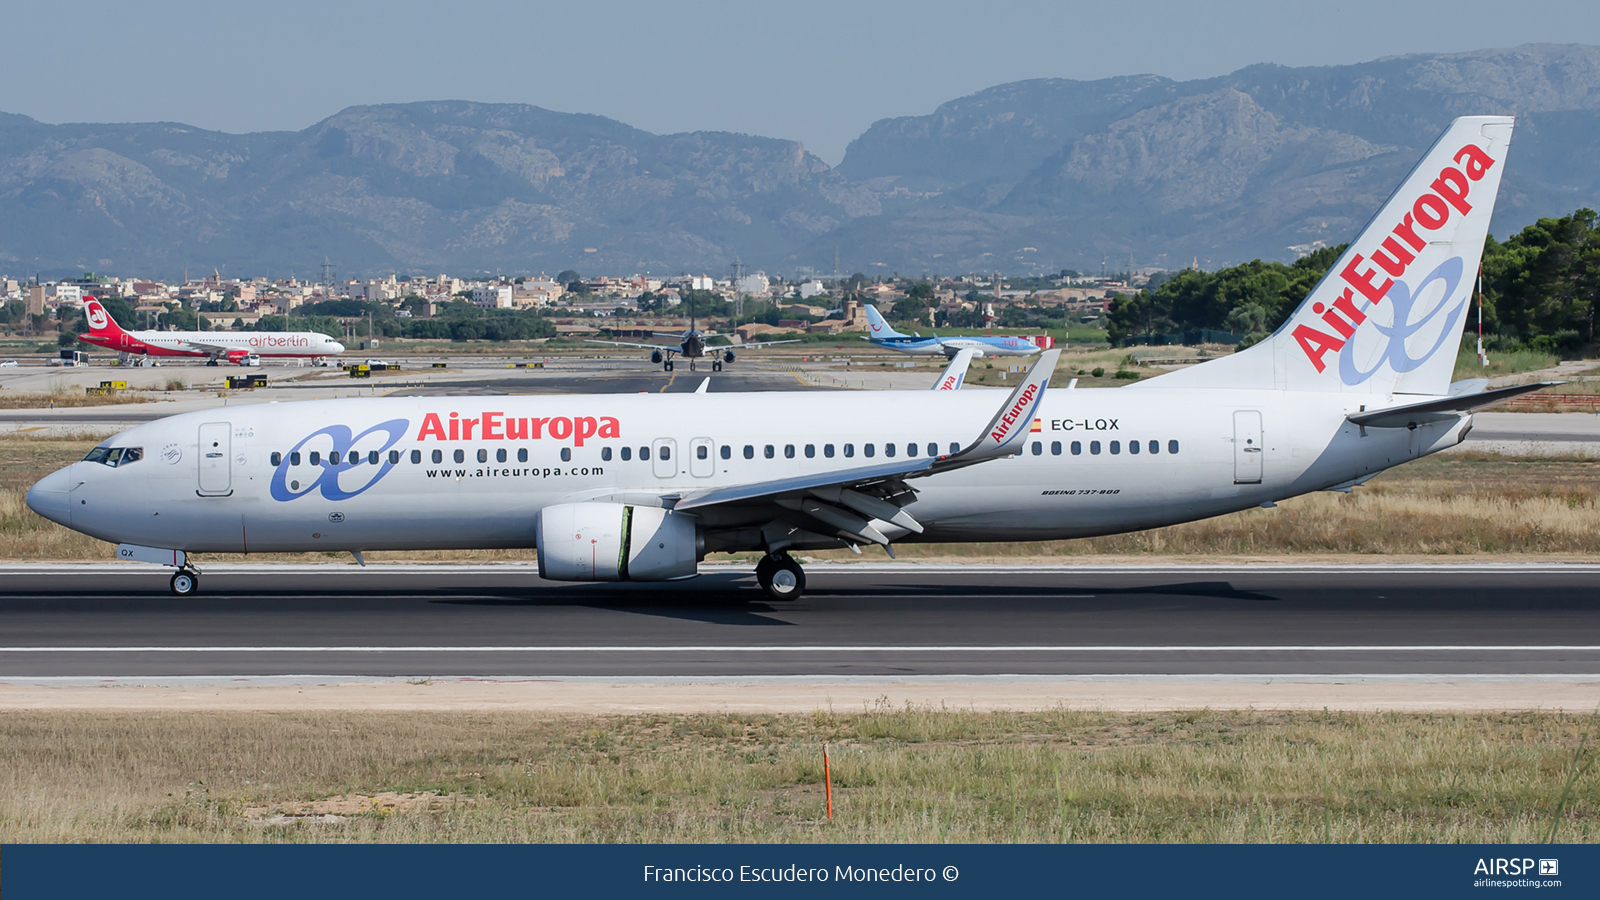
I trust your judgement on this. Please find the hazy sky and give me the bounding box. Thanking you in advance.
[6,0,1600,164]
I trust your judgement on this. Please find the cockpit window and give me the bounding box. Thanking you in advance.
[83,446,142,467]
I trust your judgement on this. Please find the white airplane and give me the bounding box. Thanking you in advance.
[78,299,345,366]
[28,116,1549,601]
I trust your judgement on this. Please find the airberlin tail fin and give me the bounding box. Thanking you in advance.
[1146,115,1514,396]
[82,298,129,337]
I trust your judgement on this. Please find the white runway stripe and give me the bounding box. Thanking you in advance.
[1,645,1599,653]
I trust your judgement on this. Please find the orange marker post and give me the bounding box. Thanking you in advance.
[823,743,833,821]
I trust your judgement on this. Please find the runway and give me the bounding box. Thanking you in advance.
[2,563,1598,679]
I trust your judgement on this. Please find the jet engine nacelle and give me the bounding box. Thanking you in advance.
[535,502,699,582]
[723,350,736,363]
[650,350,664,364]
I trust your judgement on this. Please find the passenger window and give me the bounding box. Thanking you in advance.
[1129,440,1140,455]
[805,444,815,458]
[1169,440,1180,454]
[1110,441,1121,455]
[1031,441,1042,456]
[949,442,960,455]
[659,446,670,460]
[518,448,529,463]
[697,445,708,459]
[784,444,795,459]
[1051,441,1061,456]
[844,443,855,458]
[561,448,572,462]
[411,450,421,464]
[1149,440,1159,454]
[1090,441,1101,455]
[641,446,651,461]
[478,449,488,463]
[432,449,442,464]
[369,450,380,465]
[453,449,464,464]
[927,442,937,457]
[350,451,361,466]
[310,451,321,466]
[720,445,731,460]
[884,443,895,458]
[291,452,302,466]
[621,446,632,461]
[824,444,835,458]
[1071,441,1081,455]
[496,448,506,463]
[907,443,917,457]
[764,445,775,459]
[271,452,282,466]
[388,450,399,465]
[601,447,612,461]
[743,445,754,459]
[864,443,875,458]
[329,451,341,465]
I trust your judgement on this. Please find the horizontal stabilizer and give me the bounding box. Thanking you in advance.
[1347,382,1556,428]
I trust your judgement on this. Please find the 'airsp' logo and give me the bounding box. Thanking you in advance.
[269,419,409,502]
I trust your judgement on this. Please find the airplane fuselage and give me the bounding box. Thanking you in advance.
[29,387,1466,555]
[80,329,344,360]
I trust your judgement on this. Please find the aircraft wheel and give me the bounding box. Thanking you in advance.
[170,570,199,596]
[663,360,674,372]
[712,361,722,372]
[756,552,805,601]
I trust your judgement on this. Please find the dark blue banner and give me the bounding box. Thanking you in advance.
[3,844,1593,898]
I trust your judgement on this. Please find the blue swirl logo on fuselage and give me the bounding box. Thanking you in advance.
[269,418,410,502]
[1338,256,1468,386]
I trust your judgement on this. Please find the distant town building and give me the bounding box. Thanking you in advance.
[471,285,514,309]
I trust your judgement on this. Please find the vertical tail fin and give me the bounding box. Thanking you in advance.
[1147,115,1514,396]
[864,304,908,339]
[82,299,128,337]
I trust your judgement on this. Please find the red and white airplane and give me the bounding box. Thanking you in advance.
[77,299,345,366]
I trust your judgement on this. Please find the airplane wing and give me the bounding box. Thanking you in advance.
[668,350,1060,551]
[174,339,234,356]
[584,339,681,354]
[735,339,802,349]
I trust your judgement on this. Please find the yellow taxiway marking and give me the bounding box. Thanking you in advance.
[659,371,677,393]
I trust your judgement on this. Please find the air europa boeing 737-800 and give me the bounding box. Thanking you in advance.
[27,116,1551,600]
[77,299,345,365]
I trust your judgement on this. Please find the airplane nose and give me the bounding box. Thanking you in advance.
[25,465,74,527]
[329,341,346,353]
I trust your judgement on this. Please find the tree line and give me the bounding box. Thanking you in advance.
[1107,208,1600,353]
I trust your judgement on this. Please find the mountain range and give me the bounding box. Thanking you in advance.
[3,43,1600,281]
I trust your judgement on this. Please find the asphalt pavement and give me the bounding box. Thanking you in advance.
[1,563,1597,679]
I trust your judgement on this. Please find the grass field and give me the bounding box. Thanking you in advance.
[2,434,1597,562]
[0,707,1594,843]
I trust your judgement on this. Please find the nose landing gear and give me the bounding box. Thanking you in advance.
[755,551,806,601]
[169,568,200,596]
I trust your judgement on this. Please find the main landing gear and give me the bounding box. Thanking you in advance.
[711,360,723,372]
[169,567,200,596]
[755,551,806,601]
[663,360,674,372]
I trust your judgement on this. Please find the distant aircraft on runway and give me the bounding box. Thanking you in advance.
[586,302,798,372]
[78,299,345,366]
[864,305,1042,359]
[29,116,1554,604]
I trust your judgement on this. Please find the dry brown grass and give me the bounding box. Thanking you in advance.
[0,391,158,409]
[0,707,1595,843]
[2,435,1598,562]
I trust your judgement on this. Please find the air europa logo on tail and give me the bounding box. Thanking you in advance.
[989,385,1039,443]
[416,411,621,447]
[1293,142,1497,375]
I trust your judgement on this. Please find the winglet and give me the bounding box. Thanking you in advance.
[931,348,978,391]
[941,348,1059,464]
